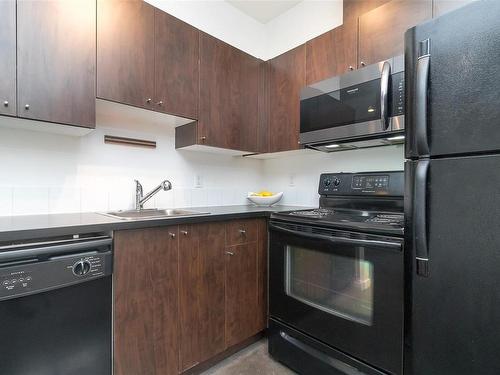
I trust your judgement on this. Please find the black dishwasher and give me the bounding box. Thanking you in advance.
[0,234,113,375]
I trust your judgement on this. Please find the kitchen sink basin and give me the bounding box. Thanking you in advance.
[100,208,209,220]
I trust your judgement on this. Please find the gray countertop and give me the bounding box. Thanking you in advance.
[0,205,309,242]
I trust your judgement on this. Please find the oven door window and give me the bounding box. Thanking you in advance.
[285,245,374,325]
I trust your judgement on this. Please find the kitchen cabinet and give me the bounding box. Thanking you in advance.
[306,22,358,84]
[154,10,199,119]
[225,219,267,347]
[178,223,226,372]
[358,0,432,66]
[258,61,270,153]
[114,227,180,375]
[97,0,155,110]
[269,45,306,152]
[98,1,200,118]
[197,33,259,152]
[17,0,96,128]
[0,0,16,117]
[343,0,391,22]
[433,0,476,17]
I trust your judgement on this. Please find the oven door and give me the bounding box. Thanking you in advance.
[269,220,404,375]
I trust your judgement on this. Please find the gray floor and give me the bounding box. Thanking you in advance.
[201,340,296,375]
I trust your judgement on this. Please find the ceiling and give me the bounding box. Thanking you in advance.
[226,0,302,24]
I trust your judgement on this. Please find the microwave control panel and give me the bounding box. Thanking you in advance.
[390,72,405,116]
[319,172,404,196]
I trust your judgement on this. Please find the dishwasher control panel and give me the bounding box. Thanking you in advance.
[0,251,112,301]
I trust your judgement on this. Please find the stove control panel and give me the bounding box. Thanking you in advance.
[319,171,404,196]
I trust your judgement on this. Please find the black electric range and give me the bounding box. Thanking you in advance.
[268,171,405,375]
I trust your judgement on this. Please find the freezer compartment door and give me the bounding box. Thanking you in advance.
[405,1,500,158]
[404,155,500,375]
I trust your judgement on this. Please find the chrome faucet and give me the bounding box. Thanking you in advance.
[135,179,172,210]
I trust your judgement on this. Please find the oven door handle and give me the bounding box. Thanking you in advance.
[269,223,402,250]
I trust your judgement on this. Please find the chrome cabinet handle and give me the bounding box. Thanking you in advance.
[348,66,354,71]
[380,61,391,131]
[238,229,246,235]
[157,101,163,106]
[146,98,152,104]
[225,251,235,256]
[360,61,366,67]
[169,232,176,238]
[24,104,29,110]
[180,230,188,235]
[200,136,207,142]
[3,101,8,107]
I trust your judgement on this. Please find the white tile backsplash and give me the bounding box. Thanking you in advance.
[12,187,49,215]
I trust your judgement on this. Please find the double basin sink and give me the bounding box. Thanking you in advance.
[101,208,208,220]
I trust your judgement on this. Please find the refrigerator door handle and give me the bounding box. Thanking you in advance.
[415,41,430,156]
[380,61,391,131]
[414,160,430,277]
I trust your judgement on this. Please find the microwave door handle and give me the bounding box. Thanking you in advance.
[380,61,391,131]
[269,223,402,250]
[414,160,430,277]
[415,49,430,156]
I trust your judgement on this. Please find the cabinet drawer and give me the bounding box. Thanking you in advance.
[225,219,258,246]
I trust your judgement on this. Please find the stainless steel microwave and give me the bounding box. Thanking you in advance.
[299,56,405,152]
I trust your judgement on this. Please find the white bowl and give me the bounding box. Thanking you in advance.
[247,192,283,206]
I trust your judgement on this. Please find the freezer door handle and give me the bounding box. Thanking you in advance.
[415,39,430,156]
[414,160,430,277]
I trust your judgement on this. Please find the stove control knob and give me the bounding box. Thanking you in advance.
[73,260,91,276]
[333,178,341,186]
[324,178,332,186]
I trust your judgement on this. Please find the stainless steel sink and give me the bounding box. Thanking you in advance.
[100,208,209,220]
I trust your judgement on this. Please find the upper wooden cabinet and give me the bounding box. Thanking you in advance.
[269,45,306,153]
[0,0,16,117]
[114,227,180,375]
[358,0,432,66]
[433,0,476,17]
[17,0,96,128]
[343,0,391,22]
[306,21,357,84]
[198,33,259,152]
[155,10,199,119]
[97,0,155,110]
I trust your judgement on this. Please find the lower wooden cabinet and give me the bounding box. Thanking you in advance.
[114,218,268,374]
[114,226,180,375]
[178,223,226,371]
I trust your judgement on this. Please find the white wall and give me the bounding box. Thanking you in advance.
[0,114,264,216]
[146,0,343,60]
[263,145,405,207]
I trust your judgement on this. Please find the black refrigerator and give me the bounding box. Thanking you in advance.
[404,1,500,374]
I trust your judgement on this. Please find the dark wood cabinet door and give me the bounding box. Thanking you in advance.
[155,10,199,119]
[359,0,432,66]
[199,33,259,152]
[0,0,16,117]
[433,0,476,17]
[269,45,306,152]
[97,0,155,110]
[114,227,180,375]
[225,241,259,347]
[17,0,96,127]
[179,223,226,371]
[258,61,270,153]
[306,21,357,84]
[343,0,391,22]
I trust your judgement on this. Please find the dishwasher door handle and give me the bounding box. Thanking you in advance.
[0,237,112,263]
